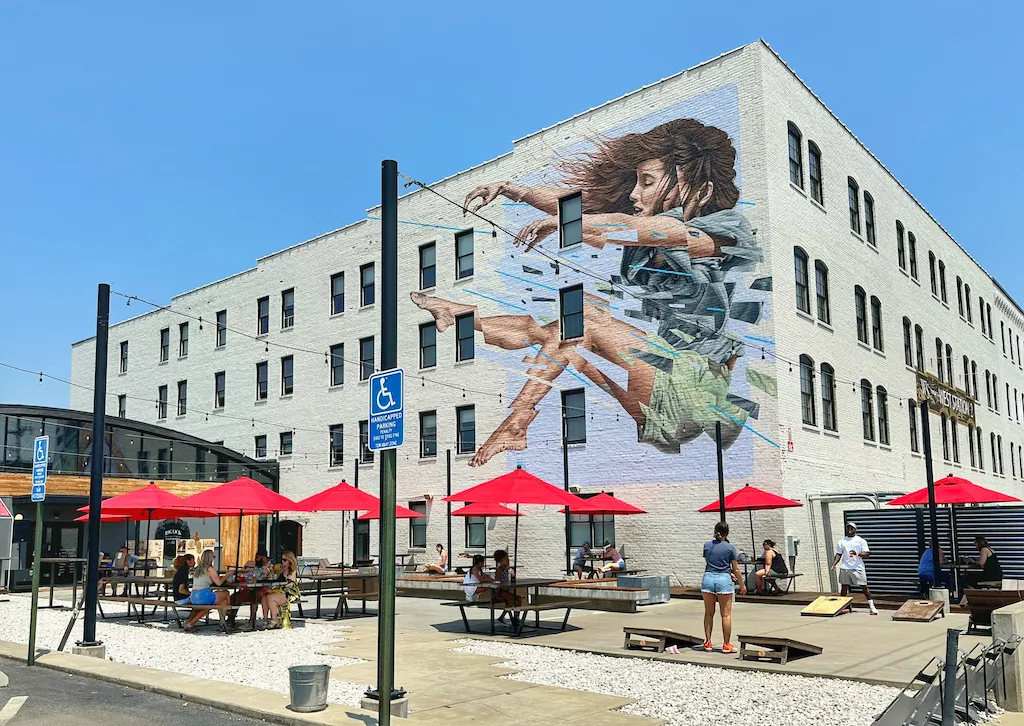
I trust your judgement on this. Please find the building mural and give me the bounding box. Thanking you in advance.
[415,85,776,485]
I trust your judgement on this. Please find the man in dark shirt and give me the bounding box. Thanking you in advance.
[172,554,195,604]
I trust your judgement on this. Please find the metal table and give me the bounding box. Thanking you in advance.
[299,572,380,619]
[222,579,283,631]
[475,577,562,635]
[39,557,86,609]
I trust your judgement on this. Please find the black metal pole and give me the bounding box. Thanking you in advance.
[354,459,360,565]
[920,401,942,588]
[82,283,109,646]
[562,425,571,577]
[941,628,959,726]
[715,421,726,522]
[446,449,452,568]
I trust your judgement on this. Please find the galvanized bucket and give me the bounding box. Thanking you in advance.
[288,664,330,712]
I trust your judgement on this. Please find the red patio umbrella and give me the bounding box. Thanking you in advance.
[358,503,425,520]
[887,476,1021,507]
[558,492,647,515]
[698,484,803,557]
[450,502,522,517]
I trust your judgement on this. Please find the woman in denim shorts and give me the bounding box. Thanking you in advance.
[701,521,746,654]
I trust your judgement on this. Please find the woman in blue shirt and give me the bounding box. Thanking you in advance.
[702,521,746,654]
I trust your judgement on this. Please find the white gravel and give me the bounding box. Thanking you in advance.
[0,593,369,707]
[453,639,900,726]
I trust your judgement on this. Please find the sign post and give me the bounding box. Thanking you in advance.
[28,435,48,666]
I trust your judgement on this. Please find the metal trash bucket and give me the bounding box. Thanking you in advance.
[288,664,330,712]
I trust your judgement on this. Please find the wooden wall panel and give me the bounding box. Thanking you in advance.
[219,514,260,568]
[0,473,216,498]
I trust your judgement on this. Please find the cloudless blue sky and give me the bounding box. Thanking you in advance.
[1,1,1021,407]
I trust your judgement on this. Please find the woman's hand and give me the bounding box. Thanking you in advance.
[739,584,748,595]
[514,217,558,250]
[464,182,508,214]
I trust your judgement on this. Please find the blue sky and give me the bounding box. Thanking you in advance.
[1,1,1020,407]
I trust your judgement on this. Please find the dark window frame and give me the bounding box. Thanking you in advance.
[419,410,437,458]
[794,247,810,313]
[359,420,373,464]
[360,263,375,307]
[456,313,475,361]
[560,285,584,340]
[457,405,476,454]
[419,243,436,290]
[787,122,804,188]
[257,297,270,336]
[157,385,168,419]
[855,286,868,343]
[562,389,586,444]
[559,192,583,248]
[808,141,823,203]
[281,288,295,329]
[455,229,474,280]
[281,355,294,396]
[863,191,876,246]
[330,344,344,387]
[331,272,345,315]
[178,322,189,358]
[214,371,226,409]
[119,341,128,373]
[329,424,344,467]
[256,361,269,401]
[279,431,293,456]
[176,380,187,416]
[419,323,436,369]
[216,310,228,347]
[847,177,861,234]
[815,261,830,323]
[409,502,427,548]
[799,355,816,426]
[159,328,170,362]
[359,336,374,381]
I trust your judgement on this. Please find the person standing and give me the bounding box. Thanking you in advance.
[701,521,746,654]
[832,522,878,615]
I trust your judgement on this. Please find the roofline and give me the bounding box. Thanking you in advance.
[758,39,1024,320]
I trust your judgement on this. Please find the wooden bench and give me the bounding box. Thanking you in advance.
[623,627,704,653]
[297,577,379,619]
[99,595,231,631]
[964,588,1024,635]
[587,568,646,579]
[764,572,802,594]
[737,635,822,665]
[440,599,513,633]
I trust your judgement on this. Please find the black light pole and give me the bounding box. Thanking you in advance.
[446,449,452,565]
[81,283,110,648]
[919,400,942,588]
[562,419,571,576]
[715,421,727,522]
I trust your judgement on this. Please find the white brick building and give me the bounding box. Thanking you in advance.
[69,41,1024,589]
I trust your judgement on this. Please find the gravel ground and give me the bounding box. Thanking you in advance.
[0,594,369,707]
[454,639,901,726]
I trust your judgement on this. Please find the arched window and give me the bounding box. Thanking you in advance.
[977,427,985,470]
[991,432,998,474]
[941,414,950,461]
[1001,321,1007,354]
[945,344,953,387]
[815,260,831,323]
[1011,328,1015,364]
[870,296,883,351]
[915,325,925,371]
[799,355,816,426]
[908,400,919,453]
[855,286,868,343]
[1014,443,1018,479]
[908,232,918,279]
[987,303,994,341]
[1016,388,1020,422]
[998,435,1004,475]
[965,284,972,322]
[994,374,1000,412]
[971,361,978,400]
[968,424,976,467]
[951,418,959,463]
[793,247,810,313]
[808,141,823,204]
[788,122,803,188]
[896,221,906,270]
[963,356,971,397]
[821,363,837,431]
[928,252,938,296]
[980,296,987,335]
[903,318,914,367]
[876,386,889,445]
[936,338,945,382]
[985,370,992,407]
[938,261,947,303]
[864,192,876,245]
[860,379,875,441]
[848,177,861,233]
[957,277,964,317]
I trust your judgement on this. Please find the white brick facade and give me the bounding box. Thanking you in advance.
[69,42,1024,589]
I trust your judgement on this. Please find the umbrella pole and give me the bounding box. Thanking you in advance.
[513,504,520,575]
[340,511,347,619]
[749,509,756,562]
[145,511,153,595]
[235,508,243,575]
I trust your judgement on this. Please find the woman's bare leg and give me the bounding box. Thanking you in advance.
[718,593,734,645]
[702,593,716,643]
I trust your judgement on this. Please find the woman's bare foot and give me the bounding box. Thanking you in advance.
[468,410,538,467]
[410,291,475,333]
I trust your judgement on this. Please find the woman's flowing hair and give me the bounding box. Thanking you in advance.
[282,550,298,575]
[562,118,739,217]
[192,548,215,577]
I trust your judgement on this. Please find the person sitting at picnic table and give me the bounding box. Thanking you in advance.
[572,541,592,579]
[424,544,448,575]
[227,547,273,627]
[493,549,522,609]
[595,543,625,575]
[754,539,788,595]
[172,554,195,604]
[462,554,497,602]
[182,549,232,632]
[261,551,300,629]
[958,536,1004,605]
[918,540,952,595]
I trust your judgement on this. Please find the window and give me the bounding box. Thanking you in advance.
[903,318,914,367]
[466,516,486,549]
[991,432,998,474]
[980,297,987,335]
[281,288,295,329]
[359,337,374,380]
[419,410,437,458]
[908,233,918,279]
[938,262,947,303]
[808,141,823,203]
[330,272,345,315]
[117,395,126,419]
[909,400,919,453]
[815,261,830,323]
[455,229,474,279]
[409,502,427,548]
[1011,328,1016,364]
[157,449,168,477]
[794,248,810,313]
[330,344,344,386]
[936,339,945,382]
[560,285,584,339]
[848,177,861,233]
[946,345,953,388]
[119,341,128,373]
[915,325,925,371]
[1016,388,1020,422]
[821,363,837,431]
[963,356,971,396]
[254,435,267,458]
[562,389,586,444]
[951,418,960,463]
[986,370,992,407]
[457,405,476,454]
[1002,321,1007,355]
[329,424,344,467]
[965,285,973,322]
[360,263,375,306]
[569,497,616,547]
[977,427,985,470]
[419,323,436,369]
[559,192,583,247]
[178,323,189,357]
[987,303,994,341]
[214,371,225,408]
[159,328,170,362]
[929,252,938,297]
[855,286,868,343]
[359,420,373,463]
[257,297,269,335]
[216,310,227,347]
[787,122,803,188]
[941,414,950,461]
[870,296,883,351]
[968,424,976,467]
[256,361,268,400]
[281,355,294,395]
[864,192,876,245]
[860,380,874,441]
[972,361,979,400]
[896,222,906,270]
[456,313,475,361]
[419,243,436,289]
[994,375,1000,412]
[176,380,187,416]
[280,431,293,456]
[158,385,168,419]
[876,386,889,445]
[799,355,816,426]
[957,278,964,317]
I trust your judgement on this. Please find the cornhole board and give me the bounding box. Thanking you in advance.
[737,635,823,665]
[623,627,704,653]
[892,599,945,622]
[800,595,854,617]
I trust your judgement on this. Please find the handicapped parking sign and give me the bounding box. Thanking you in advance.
[368,368,404,451]
[31,435,48,502]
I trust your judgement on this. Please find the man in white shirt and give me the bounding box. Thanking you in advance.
[832,522,878,615]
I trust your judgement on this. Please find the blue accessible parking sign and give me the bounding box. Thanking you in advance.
[368,368,404,451]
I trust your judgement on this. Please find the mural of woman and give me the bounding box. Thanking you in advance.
[413,118,764,467]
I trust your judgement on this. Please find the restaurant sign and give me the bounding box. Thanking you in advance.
[916,371,976,425]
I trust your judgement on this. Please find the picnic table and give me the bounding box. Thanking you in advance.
[39,557,87,609]
[100,574,172,598]
[445,577,585,637]
[298,572,379,619]
[221,579,285,631]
